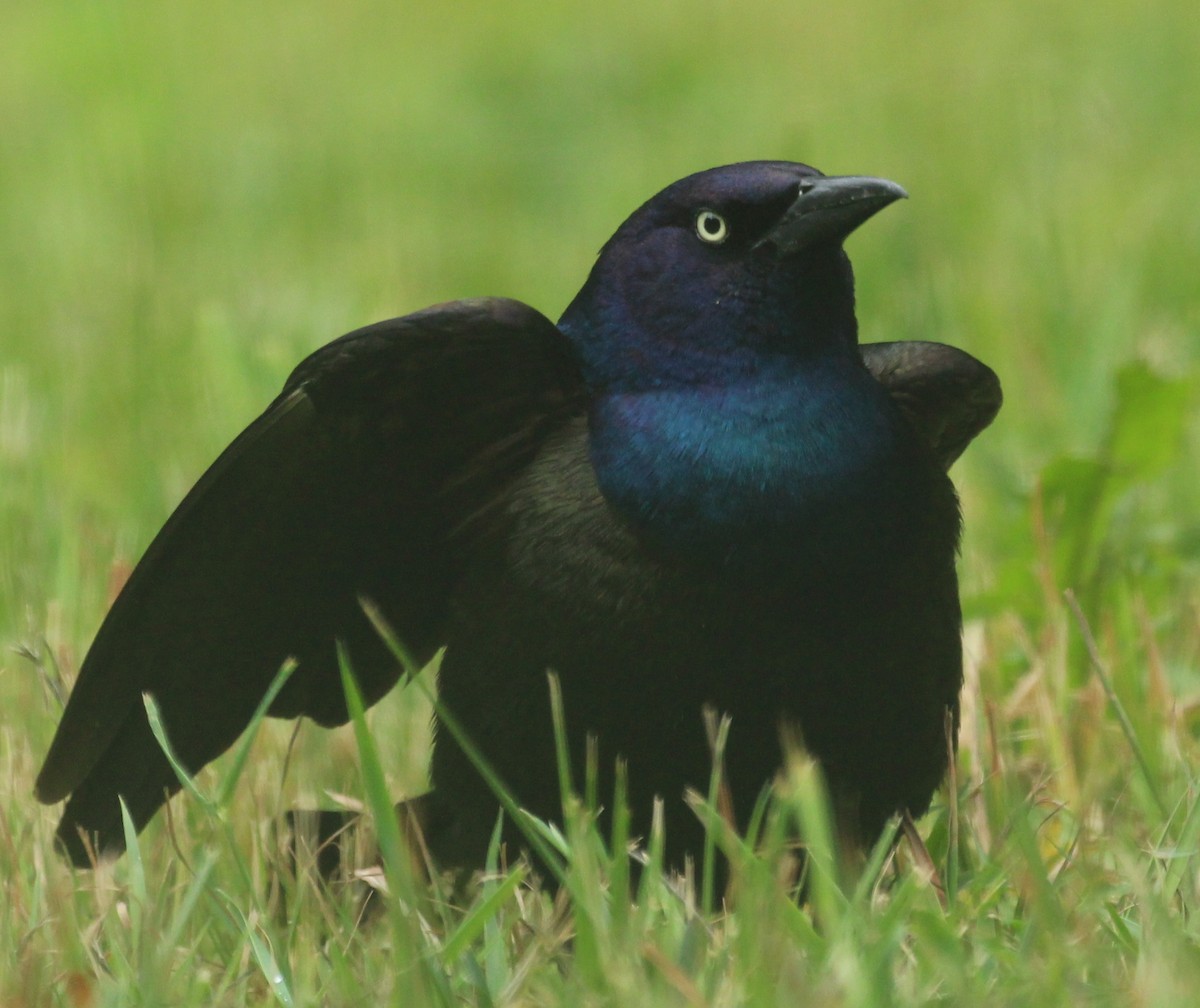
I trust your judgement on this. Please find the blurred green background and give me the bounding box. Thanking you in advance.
[3,0,1199,814]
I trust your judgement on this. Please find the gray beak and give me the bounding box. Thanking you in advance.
[756,175,908,253]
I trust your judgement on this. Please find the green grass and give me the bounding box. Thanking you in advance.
[4,0,1200,1003]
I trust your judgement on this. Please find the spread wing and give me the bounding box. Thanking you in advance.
[862,341,1002,469]
[36,297,584,864]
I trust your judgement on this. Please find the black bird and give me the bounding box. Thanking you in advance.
[36,162,1001,870]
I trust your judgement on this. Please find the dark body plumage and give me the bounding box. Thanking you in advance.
[36,162,1001,869]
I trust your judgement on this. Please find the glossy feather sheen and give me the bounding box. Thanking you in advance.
[590,360,921,554]
[37,162,1000,869]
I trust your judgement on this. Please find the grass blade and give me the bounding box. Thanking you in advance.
[441,865,527,963]
[361,600,567,884]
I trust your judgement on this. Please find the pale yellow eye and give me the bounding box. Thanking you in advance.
[695,210,728,244]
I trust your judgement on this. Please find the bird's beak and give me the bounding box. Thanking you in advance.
[756,175,908,254]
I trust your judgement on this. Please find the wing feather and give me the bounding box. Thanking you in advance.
[36,297,583,864]
[862,340,1002,469]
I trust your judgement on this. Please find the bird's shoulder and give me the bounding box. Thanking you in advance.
[282,296,582,413]
[860,340,1002,470]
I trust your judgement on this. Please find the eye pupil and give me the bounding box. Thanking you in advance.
[695,210,728,244]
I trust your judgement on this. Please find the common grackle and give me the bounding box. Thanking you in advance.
[36,162,1001,870]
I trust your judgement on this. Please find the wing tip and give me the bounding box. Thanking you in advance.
[34,763,70,806]
[35,723,95,805]
[55,816,125,869]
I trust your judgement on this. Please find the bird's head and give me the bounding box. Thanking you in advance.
[558,161,907,393]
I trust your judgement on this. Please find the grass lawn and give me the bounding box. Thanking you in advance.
[3,1,1200,1003]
